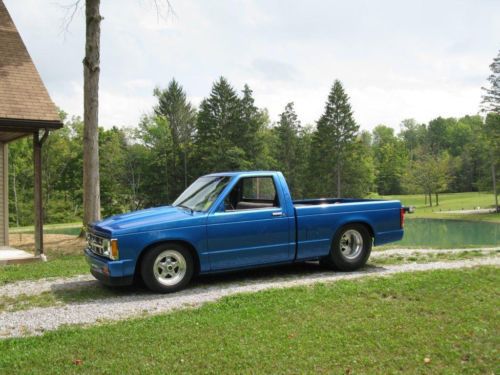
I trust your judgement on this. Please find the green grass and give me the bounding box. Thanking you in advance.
[370,250,498,265]
[0,255,88,285]
[9,222,82,235]
[375,192,500,222]
[0,284,132,313]
[0,267,498,374]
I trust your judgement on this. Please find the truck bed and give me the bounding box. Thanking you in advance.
[292,198,403,260]
[293,198,383,206]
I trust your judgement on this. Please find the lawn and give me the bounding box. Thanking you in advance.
[0,267,498,374]
[9,222,82,236]
[0,255,88,285]
[376,191,500,222]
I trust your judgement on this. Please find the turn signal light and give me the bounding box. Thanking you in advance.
[400,208,405,228]
[110,239,119,259]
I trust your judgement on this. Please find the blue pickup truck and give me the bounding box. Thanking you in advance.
[85,171,409,292]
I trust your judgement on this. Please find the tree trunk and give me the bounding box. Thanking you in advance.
[429,192,433,207]
[12,164,19,227]
[424,194,427,205]
[492,154,499,212]
[435,192,439,206]
[165,149,169,202]
[336,161,341,197]
[82,0,102,232]
[183,150,188,188]
[33,132,44,255]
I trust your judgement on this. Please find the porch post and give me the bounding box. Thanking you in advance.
[33,130,43,255]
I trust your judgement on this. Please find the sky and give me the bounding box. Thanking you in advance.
[4,0,500,131]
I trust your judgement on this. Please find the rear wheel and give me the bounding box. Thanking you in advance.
[140,243,194,293]
[320,224,372,271]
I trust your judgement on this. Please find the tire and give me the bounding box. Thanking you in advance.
[320,224,372,271]
[140,243,194,293]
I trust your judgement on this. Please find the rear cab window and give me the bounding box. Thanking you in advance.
[224,176,280,211]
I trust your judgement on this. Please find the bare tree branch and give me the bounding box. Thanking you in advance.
[150,0,176,23]
[57,0,83,36]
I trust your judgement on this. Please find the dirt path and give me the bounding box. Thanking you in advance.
[0,256,498,339]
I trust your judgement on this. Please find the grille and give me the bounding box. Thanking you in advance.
[87,232,108,257]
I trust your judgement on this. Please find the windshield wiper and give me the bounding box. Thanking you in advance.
[175,204,194,214]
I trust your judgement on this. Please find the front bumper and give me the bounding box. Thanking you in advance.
[84,248,134,286]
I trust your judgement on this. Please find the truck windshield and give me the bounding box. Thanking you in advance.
[173,176,231,212]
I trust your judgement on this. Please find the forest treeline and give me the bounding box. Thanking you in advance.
[9,77,500,226]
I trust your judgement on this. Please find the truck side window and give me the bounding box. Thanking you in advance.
[225,177,280,211]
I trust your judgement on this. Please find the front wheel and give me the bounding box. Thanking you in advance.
[140,244,194,293]
[320,224,372,271]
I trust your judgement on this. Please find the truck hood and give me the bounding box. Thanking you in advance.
[91,206,201,236]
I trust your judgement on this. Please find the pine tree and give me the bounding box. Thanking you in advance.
[154,79,196,191]
[481,50,500,114]
[484,113,500,211]
[481,51,500,211]
[195,77,248,173]
[310,80,359,197]
[240,85,266,167]
[274,103,301,195]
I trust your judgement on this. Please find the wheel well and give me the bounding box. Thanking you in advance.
[135,240,201,279]
[334,222,374,241]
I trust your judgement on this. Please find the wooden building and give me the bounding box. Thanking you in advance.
[0,0,63,263]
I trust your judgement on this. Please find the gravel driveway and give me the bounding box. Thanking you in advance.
[2,247,497,299]
[1,253,498,339]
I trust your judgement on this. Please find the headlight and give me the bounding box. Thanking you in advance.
[102,239,119,260]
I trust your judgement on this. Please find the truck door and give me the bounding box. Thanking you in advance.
[206,175,292,270]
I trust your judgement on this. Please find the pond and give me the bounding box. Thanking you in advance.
[28,219,500,248]
[400,219,500,247]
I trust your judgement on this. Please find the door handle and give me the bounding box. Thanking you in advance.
[272,211,285,217]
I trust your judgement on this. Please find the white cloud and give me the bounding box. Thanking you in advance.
[4,0,499,130]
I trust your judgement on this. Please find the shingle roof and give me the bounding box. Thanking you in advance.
[0,0,62,128]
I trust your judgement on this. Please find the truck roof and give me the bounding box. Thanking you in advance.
[205,171,280,177]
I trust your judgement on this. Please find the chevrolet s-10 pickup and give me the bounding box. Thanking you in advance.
[85,171,410,293]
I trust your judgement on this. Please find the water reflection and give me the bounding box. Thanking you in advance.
[401,219,499,247]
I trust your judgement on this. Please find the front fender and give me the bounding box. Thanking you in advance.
[117,224,210,273]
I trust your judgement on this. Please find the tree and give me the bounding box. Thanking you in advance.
[273,103,301,195]
[82,0,102,229]
[405,150,451,206]
[99,127,128,217]
[341,137,375,197]
[137,114,174,205]
[372,125,407,195]
[447,115,486,192]
[399,119,426,162]
[426,117,455,155]
[481,50,500,114]
[154,79,196,193]
[8,138,33,227]
[75,0,173,231]
[310,80,359,197]
[483,113,500,211]
[481,51,500,212]
[240,85,267,168]
[195,77,250,173]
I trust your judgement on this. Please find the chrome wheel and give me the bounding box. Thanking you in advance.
[340,229,363,260]
[153,250,187,286]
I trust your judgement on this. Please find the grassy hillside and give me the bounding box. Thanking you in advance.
[375,192,500,222]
